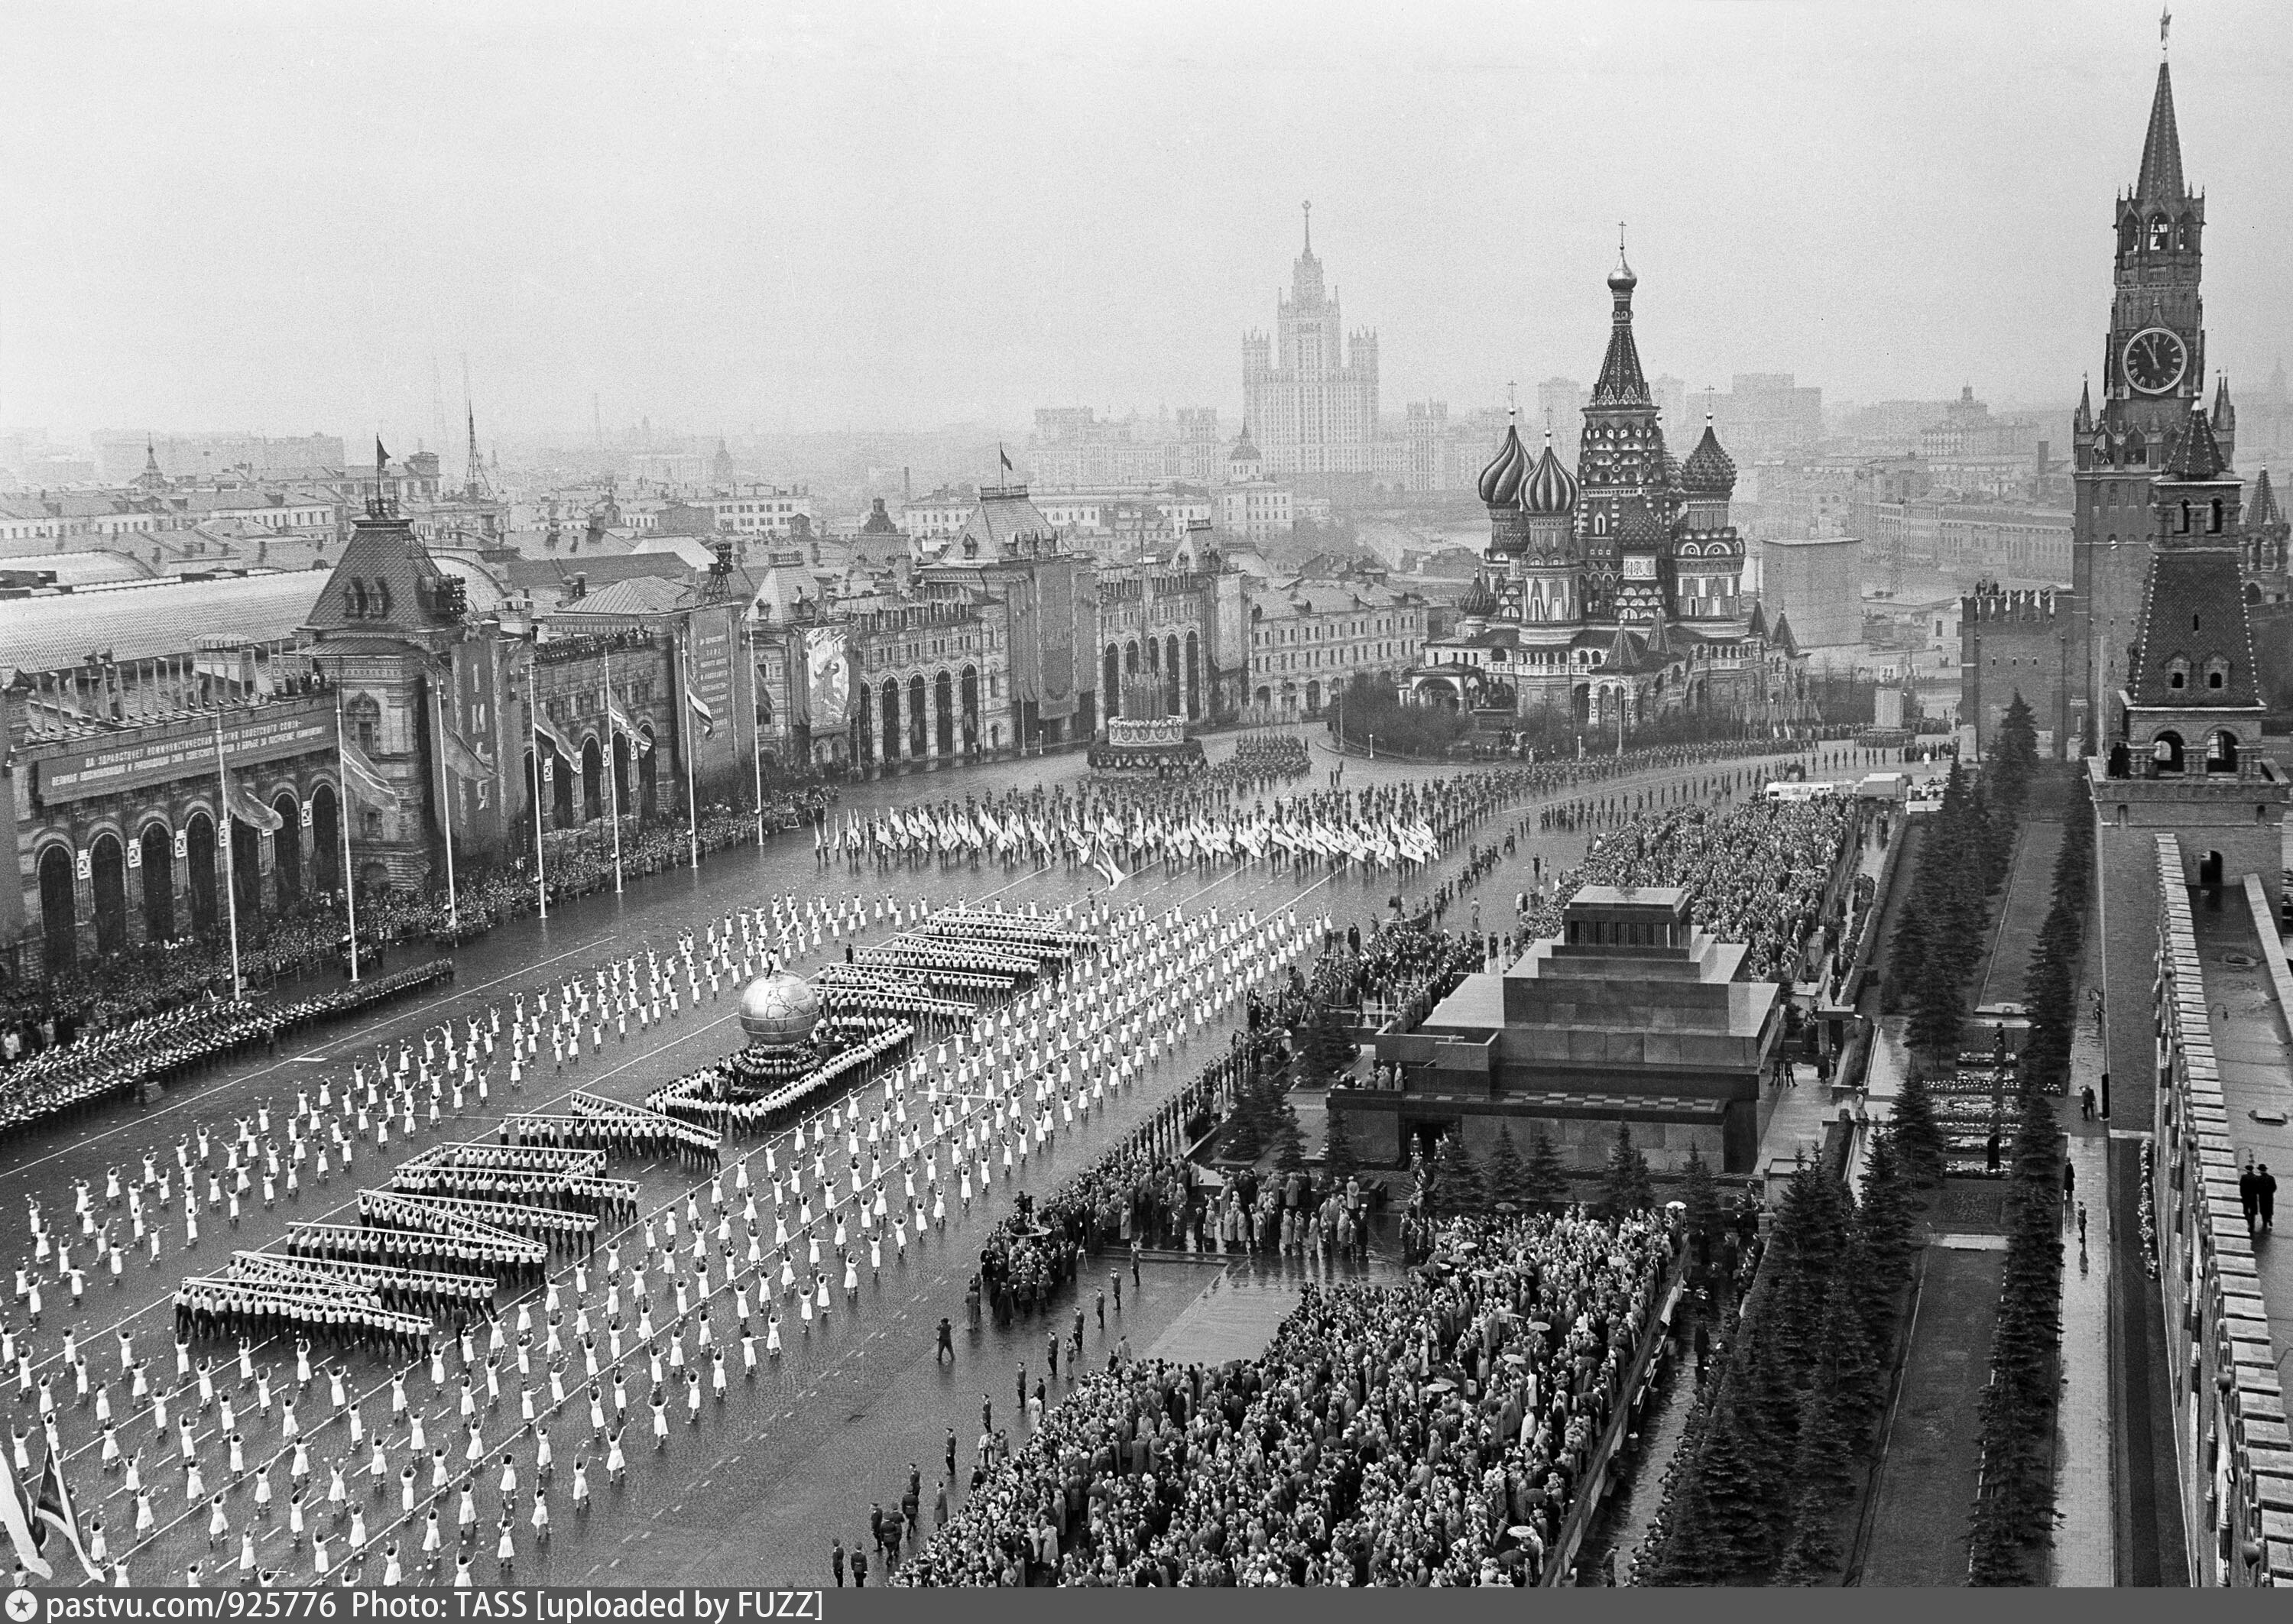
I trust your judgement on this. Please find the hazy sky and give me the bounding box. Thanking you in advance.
[5,0,2288,446]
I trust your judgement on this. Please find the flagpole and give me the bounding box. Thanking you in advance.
[602,645,624,894]
[678,626,699,871]
[212,710,244,1002]
[430,670,460,932]
[748,620,766,851]
[332,676,362,984]
[527,663,549,922]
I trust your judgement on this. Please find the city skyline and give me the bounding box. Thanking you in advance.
[5,1,2290,446]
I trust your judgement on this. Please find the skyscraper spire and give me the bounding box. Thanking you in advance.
[1302,199,1311,257]
[2134,57,2185,203]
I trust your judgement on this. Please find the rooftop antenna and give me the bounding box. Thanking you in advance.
[461,353,493,503]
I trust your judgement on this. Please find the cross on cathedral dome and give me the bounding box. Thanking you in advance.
[1477,416,1529,507]
[1523,431,1578,516]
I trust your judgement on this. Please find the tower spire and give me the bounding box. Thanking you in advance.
[1302,199,1311,257]
[2135,56,2185,202]
[1594,234,1649,406]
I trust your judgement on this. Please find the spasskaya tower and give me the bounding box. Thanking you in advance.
[2071,41,2236,749]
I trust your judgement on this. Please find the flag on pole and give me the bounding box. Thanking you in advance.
[1096,848,1125,890]
[531,708,576,763]
[439,722,491,783]
[687,689,716,739]
[0,1451,51,1579]
[227,776,285,834]
[998,445,1014,473]
[339,734,397,811]
[31,1451,101,1581]
[608,695,651,754]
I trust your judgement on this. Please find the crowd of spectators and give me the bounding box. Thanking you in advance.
[900,1205,1681,1586]
[1312,920,1485,1031]
[0,787,832,1046]
[1519,797,1853,984]
[0,960,450,1143]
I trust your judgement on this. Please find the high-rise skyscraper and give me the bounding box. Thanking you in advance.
[1241,203,1379,484]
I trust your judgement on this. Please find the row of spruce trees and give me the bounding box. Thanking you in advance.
[1964,770,2088,1582]
[1644,697,2058,1584]
[1881,694,2042,1185]
[1400,1116,1690,1220]
[1642,1136,1920,1583]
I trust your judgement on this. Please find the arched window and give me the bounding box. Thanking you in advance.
[346,581,368,618]
[2204,656,2230,691]
[346,693,381,754]
[2205,731,2239,773]
[2165,657,2188,690]
[2152,730,2185,775]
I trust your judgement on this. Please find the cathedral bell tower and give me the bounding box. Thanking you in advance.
[2073,49,2230,751]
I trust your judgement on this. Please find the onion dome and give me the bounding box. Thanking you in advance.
[1459,574,1498,618]
[737,968,820,1048]
[1477,418,1529,507]
[1617,494,1665,549]
[1608,240,1638,295]
[1523,431,1578,516]
[1681,414,1737,498]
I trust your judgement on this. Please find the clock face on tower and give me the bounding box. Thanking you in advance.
[2123,326,2189,395]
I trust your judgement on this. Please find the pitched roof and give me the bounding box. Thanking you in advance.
[0,572,329,679]
[2134,60,2186,203]
[0,550,155,586]
[549,575,692,618]
[1767,611,1798,656]
[304,511,455,635]
[2251,469,2283,529]
[952,485,1059,558]
[2127,544,2262,710]
[2164,405,2230,481]
[500,552,686,595]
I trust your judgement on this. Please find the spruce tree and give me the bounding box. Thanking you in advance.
[1522,1122,1567,1209]
[1988,692,2038,822]
[1855,1132,1917,1279]
[1889,1071,1949,1186]
[1599,1121,1655,1217]
[1886,898,1928,1017]
[1486,1124,1527,1209]
[1270,1101,1305,1173]
[1776,1386,1854,1583]
[1678,1408,1775,1582]
[1429,1136,1484,1217]
[1812,1265,1883,1441]
[1777,1485,1843,1586]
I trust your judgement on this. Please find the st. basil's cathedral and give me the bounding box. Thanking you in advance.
[1407,247,1809,733]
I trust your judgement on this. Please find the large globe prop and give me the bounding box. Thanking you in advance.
[737,969,820,1049]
